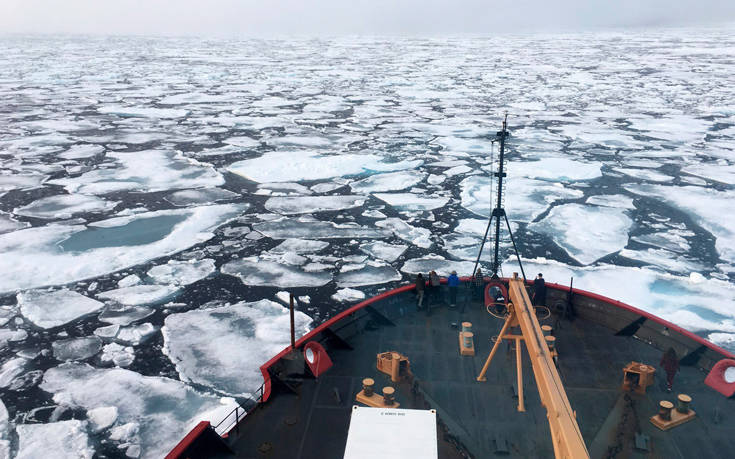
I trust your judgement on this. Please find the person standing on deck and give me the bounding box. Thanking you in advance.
[448,270,459,309]
[660,347,680,392]
[429,270,441,305]
[532,273,546,306]
[473,268,484,301]
[415,273,425,310]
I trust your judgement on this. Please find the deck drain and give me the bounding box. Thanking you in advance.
[284,415,298,426]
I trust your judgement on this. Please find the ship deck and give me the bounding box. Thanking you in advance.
[201,282,735,458]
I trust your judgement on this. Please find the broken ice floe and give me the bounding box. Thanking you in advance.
[264,195,366,214]
[98,305,154,327]
[0,173,47,192]
[164,188,240,207]
[253,218,388,240]
[41,363,237,458]
[585,194,635,209]
[349,171,425,193]
[101,343,135,367]
[88,406,118,432]
[401,255,478,277]
[162,300,312,396]
[18,290,104,329]
[0,204,244,293]
[530,203,632,265]
[270,239,329,254]
[332,288,366,302]
[97,285,181,306]
[13,194,119,219]
[57,144,105,160]
[221,258,331,288]
[49,150,224,194]
[52,337,103,361]
[522,158,602,182]
[0,212,30,234]
[16,420,93,459]
[147,259,216,286]
[336,262,402,287]
[375,218,432,248]
[228,150,422,183]
[373,193,449,211]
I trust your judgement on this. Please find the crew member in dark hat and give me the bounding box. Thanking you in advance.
[532,273,546,306]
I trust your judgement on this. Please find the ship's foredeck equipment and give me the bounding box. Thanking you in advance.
[477,274,590,459]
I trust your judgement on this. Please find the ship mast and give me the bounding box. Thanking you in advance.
[472,114,526,282]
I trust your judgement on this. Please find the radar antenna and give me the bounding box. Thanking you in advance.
[472,113,526,282]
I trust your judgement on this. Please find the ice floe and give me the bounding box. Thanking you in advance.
[523,158,602,182]
[98,105,189,119]
[264,195,366,214]
[52,337,103,361]
[375,218,432,248]
[98,285,181,306]
[270,239,330,254]
[253,218,388,240]
[88,406,118,432]
[164,188,240,207]
[0,358,28,388]
[49,150,224,194]
[332,288,366,302]
[13,194,119,219]
[612,167,672,182]
[147,259,216,286]
[359,241,407,262]
[228,151,422,183]
[681,162,735,186]
[336,262,402,287]
[16,420,93,459]
[531,204,632,265]
[0,204,244,293]
[98,305,154,326]
[41,363,236,458]
[0,212,30,234]
[585,194,635,209]
[221,258,331,287]
[116,323,157,346]
[401,255,478,276]
[0,173,47,192]
[58,145,105,160]
[350,171,425,193]
[373,193,449,211]
[162,300,312,396]
[101,343,135,367]
[18,290,104,329]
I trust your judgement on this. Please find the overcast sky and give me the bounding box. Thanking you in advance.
[2,0,734,37]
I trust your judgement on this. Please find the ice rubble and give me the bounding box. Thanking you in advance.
[98,285,182,306]
[350,171,425,193]
[147,259,216,286]
[16,420,93,459]
[164,188,240,207]
[627,184,735,264]
[0,204,245,293]
[52,337,103,361]
[359,241,407,262]
[116,323,157,346]
[221,258,332,288]
[271,239,330,254]
[49,150,224,194]
[373,193,449,211]
[101,343,135,367]
[41,363,237,459]
[375,218,433,248]
[228,151,422,183]
[18,290,104,329]
[13,194,119,219]
[336,263,402,287]
[264,195,366,214]
[531,204,632,265]
[253,218,388,240]
[162,300,312,396]
[332,288,366,302]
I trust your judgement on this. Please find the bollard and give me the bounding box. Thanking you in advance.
[463,332,474,349]
[677,394,692,413]
[545,335,556,351]
[362,378,374,397]
[462,322,472,332]
[659,400,673,421]
[382,387,395,405]
[541,325,552,336]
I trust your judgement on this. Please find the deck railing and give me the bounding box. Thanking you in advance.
[213,382,265,436]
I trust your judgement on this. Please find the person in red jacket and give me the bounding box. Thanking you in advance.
[660,347,679,392]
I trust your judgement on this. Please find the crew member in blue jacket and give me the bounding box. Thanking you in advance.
[447,270,460,308]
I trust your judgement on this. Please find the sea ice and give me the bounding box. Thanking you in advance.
[98,305,154,327]
[147,259,216,286]
[264,196,366,214]
[375,218,432,248]
[13,194,119,219]
[98,285,181,306]
[350,171,425,193]
[116,323,157,346]
[88,406,118,432]
[270,239,330,254]
[101,343,135,367]
[619,248,704,273]
[613,167,672,182]
[58,145,105,160]
[531,204,632,265]
[585,194,636,209]
[16,420,93,459]
[0,173,47,192]
[336,263,402,287]
[359,241,407,262]
[332,288,366,302]
[41,363,236,459]
[52,337,103,361]
[401,255,478,276]
[18,290,104,329]
[372,193,449,211]
[0,212,30,234]
[118,274,142,288]
[0,358,28,388]
[98,105,189,119]
[162,300,312,396]
[223,136,261,148]
[522,158,602,182]
[0,204,244,293]
[164,188,240,207]
[49,150,224,194]
[681,163,735,185]
[228,151,422,183]
[253,218,388,240]
[221,258,331,288]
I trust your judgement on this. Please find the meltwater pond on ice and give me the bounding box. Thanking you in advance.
[0,204,245,293]
[162,300,312,397]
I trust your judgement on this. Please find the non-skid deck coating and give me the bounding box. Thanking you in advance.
[228,286,735,458]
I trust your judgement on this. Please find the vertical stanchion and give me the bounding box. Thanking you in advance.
[289,293,296,350]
